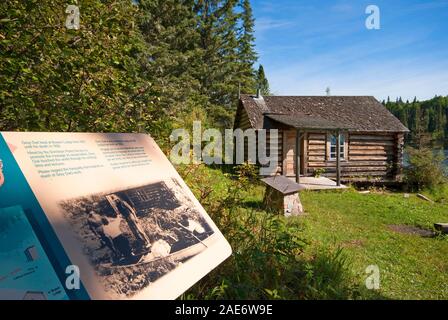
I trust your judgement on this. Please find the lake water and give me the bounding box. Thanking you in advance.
[403,149,448,170]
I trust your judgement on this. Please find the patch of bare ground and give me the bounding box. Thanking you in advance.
[341,239,365,248]
[388,224,435,238]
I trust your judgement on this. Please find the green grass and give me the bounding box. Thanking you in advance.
[299,190,448,299]
[182,165,448,300]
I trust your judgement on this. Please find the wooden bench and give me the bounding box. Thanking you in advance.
[261,176,306,217]
[434,223,448,234]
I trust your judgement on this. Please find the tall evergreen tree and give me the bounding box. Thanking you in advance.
[237,0,257,93]
[138,0,207,135]
[1,0,261,134]
[215,0,241,108]
[194,0,258,128]
[256,64,270,95]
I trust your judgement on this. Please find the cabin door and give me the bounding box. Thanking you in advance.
[283,130,304,177]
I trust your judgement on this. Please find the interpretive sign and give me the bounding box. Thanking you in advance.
[0,132,231,300]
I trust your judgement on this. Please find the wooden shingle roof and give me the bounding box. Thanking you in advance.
[239,94,409,132]
[261,176,306,194]
[266,113,353,131]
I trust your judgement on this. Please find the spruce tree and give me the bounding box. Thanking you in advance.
[237,0,257,93]
[194,0,257,128]
[138,0,207,136]
[1,0,261,134]
[256,64,270,95]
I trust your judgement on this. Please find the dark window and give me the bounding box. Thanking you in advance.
[329,134,345,160]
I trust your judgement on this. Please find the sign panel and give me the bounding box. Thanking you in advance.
[0,132,231,300]
[0,206,69,300]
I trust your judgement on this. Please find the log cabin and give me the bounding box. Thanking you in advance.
[234,91,409,184]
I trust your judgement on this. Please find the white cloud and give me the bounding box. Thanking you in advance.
[255,17,296,32]
[263,30,448,101]
[267,58,448,101]
[254,0,448,101]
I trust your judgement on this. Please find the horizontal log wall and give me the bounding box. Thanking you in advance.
[234,106,283,175]
[234,104,403,182]
[305,132,327,177]
[305,132,398,181]
[234,106,253,164]
[262,129,283,175]
[235,106,252,130]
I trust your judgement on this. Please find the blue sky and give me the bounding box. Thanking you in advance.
[252,0,448,101]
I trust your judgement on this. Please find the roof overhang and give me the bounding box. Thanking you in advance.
[265,113,353,131]
[261,175,306,194]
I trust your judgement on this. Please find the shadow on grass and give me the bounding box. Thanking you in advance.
[240,200,265,211]
[184,219,389,300]
[297,248,389,300]
[184,246,390,300]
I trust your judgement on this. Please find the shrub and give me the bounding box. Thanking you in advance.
[303,248,360,300]
[180,164,362,300]
[404,147,446,190]
[235,162,259,183]
[313,168,326,178]
[1,0,155,133]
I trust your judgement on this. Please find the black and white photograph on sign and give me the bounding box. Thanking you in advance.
[60,178,215,298]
